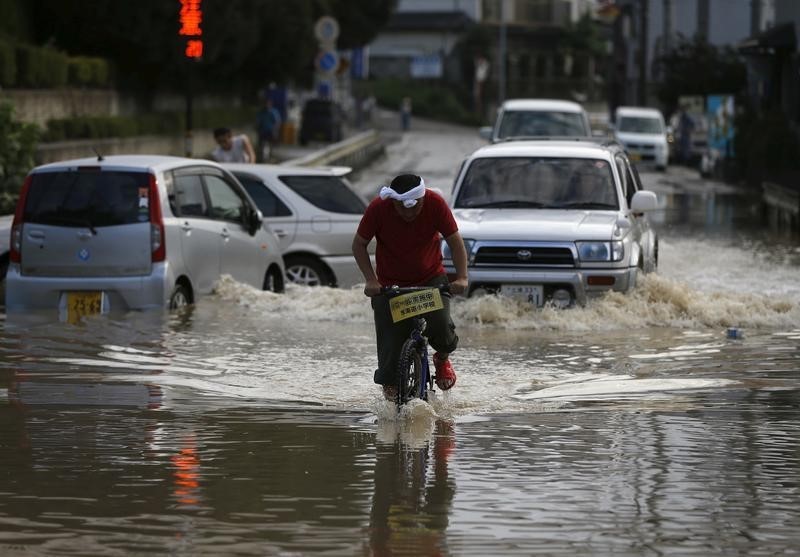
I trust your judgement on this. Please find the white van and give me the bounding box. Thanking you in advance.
[613,106,668,170]
[480,99,592,142]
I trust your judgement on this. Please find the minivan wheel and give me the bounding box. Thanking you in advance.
[169,285,191,309]
[284,255,333,287]
[263,266,285,293]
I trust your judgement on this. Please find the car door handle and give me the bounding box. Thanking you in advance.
[272,229,287,238]
[181,222,192,231]
[28,230,46,240]
[220,229,230,238]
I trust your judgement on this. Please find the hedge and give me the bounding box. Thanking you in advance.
[42,106,259,142]
[0,40,110,88]
[357,78,483,127]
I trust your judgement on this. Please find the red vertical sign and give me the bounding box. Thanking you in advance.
[179,0,203,59]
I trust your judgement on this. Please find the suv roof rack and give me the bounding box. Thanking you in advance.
[494,135,624,149]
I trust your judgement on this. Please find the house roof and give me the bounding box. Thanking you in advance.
[386,11,475,32]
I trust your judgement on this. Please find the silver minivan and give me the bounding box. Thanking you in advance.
[6,155,285,322]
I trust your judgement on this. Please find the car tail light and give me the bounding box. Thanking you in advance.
[149,174,166,262]
[9,175,32,264]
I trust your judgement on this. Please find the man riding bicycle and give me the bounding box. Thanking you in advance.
[352,174,469,401]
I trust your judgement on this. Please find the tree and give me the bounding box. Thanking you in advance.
[654,35,747,115]
[30,0,395,98]
[0,102,38,214]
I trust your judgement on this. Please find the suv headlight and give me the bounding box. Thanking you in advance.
[577,241,624,262]
[442,238,475,262]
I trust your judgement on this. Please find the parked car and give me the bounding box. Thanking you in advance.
[224,163,369,288]
[0,213,12,305]
[479,99,592,143]
[6,155,285,322]
[613,106,669,170]
[299,99,344,145]
[444,139,659,307]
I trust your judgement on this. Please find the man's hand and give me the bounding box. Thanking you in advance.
[364,279,382,297]
[449,277,468,296]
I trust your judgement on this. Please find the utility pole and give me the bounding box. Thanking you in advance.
[750,0,762,35]
[638,0,648,105]
[697,0,710,41]
[498,0,507,104]
[663,0,672,53]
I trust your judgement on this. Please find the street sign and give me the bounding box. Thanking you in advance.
[315,50,339,73]
[314,16,340,44]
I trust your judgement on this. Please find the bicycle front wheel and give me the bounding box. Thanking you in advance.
[397,338,425,404]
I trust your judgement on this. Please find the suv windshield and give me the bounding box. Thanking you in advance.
[497,111,587,138]
[279,175,365,214]
[618,116,663,134]
[455,157,618,210]
[24,170,151,228]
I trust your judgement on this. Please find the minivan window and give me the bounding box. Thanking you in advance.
[205,175,246,222]
[279,175,365,214]
[498,111,588,138]
[24,170,151,228]
[236,175,293,217]
[174,174,208,217]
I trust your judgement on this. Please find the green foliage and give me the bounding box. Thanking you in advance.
[0,101,38,214]
[16,44,69,87]
[655,36,747,114]
[359,79,483,127]
[42,106,258,142]
[0,37,15,86]
[0,0,33,41]
[30,0,396,97]
[67,56,110,87]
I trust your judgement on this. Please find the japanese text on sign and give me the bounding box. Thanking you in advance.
[179,0,203,59]
[389,288,444,323]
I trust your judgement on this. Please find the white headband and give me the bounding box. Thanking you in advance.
[379,179,426,208]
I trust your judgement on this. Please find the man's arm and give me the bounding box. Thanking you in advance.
[242,135,257,163]
[444,231,468,295]
[352,233,381,297]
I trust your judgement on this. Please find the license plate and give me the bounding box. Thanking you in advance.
[501,284,543,307]
[389,288,444,323]
[628,152,642,162]
[63,292,103,324]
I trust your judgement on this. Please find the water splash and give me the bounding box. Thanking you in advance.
[213,273,799,332]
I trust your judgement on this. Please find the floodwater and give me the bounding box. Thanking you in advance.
[2,129,800,555]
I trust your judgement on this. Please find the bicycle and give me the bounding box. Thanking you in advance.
[381,284,450,406]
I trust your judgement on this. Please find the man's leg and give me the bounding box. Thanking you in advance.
[424,276,459,390]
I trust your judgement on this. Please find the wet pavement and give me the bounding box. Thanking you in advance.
[1,121,799,555]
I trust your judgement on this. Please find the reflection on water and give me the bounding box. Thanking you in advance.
[1,181,799,554]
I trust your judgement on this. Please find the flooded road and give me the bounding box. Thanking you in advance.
[2,124,800,555]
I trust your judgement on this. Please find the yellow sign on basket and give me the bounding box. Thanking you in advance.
[389,288,444,323]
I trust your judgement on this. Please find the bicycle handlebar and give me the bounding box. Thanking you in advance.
[380,284,451,296]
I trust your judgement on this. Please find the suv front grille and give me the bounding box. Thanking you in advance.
[474,246,575,267]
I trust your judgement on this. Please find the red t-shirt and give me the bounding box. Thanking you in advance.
[357,190,458,286]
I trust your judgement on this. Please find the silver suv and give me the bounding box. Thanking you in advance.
[445,139,659,307]
[6,155,285,321]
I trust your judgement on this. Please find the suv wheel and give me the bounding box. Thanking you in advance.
[169,284,191,309]
[284,255,333,287]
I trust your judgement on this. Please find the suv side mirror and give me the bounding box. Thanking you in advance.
[631,190,657,213]
[479,126,493,141]
[247,208,264,235]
